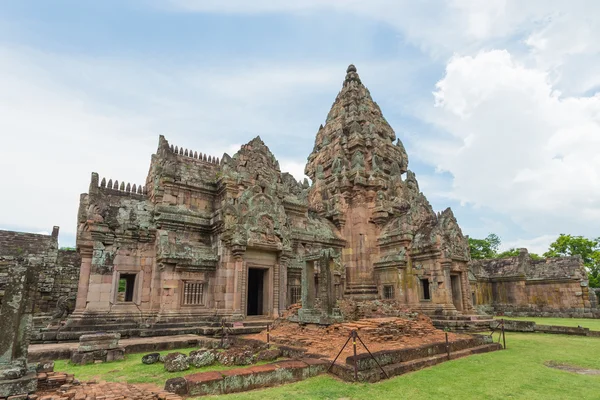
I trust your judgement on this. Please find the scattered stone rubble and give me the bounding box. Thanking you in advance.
[70,334,124,366]
[143,342,282,374]
[187,350,215,368]
[162,353,189,373]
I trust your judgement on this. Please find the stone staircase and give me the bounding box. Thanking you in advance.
[344,284,379,301]
[32,317,271,343]
[430,314,495,332]
[329,335,502,382]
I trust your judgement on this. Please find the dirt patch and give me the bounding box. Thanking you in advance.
[245,316,471,360]
[545,361,600,375]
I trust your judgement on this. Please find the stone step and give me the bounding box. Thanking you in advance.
[135,325,265,338]
[330,342,502,382]
[382,343,501,377]
[430,314,493,321]
[344,284,378,293]
[33,319,266,343]
[344,285,379,300]
[56,322,140,332]
[431,319,494,332]
[240,319,272,327]
[152,321,222,329]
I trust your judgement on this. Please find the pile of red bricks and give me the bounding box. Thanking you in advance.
[36,371,76,392]
[36,381,182,400]
[328,316,441,342]
[247,317,469,360]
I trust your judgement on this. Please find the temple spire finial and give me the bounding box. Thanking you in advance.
[344,64,361,85]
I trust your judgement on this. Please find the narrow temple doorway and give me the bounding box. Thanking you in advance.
[451,274,463,311]
[247,268,265,316]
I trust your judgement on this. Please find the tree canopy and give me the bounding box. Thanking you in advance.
[468,233,542,260]
[468,234,500,259]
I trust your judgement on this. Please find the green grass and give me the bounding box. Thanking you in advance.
[55,334,600,399]
[206,333,600,400]
[495,316,600,331]
[54,347,276,385]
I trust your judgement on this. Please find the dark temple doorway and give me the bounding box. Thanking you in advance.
[247,268,265,316]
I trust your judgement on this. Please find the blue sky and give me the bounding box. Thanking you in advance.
[1,1,598,253]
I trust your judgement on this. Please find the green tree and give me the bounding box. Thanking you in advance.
[496,248,542,260]
[469,234,542,260]
[543,234,600,288]
[469,233,501,259]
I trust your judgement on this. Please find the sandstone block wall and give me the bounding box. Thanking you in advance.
[0,228,80,316]
[470,248,598,317]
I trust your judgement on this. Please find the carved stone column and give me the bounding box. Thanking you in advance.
[0,257,38,397]
[301,260,315,310]
[75,247,93,311]
[461,267,474,312]
[278,254,289,316]
[231,245,246,319]
[441,261,453,306]
[320,249,335,315]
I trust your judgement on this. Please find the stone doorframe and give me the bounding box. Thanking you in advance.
[243,262,274,318]
[450,272,464,311]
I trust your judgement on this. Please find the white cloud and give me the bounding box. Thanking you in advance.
[501,234,558,256]
[279,160,308,182]
[5,0,600,251]
[422,49,600,240]
[165,1,600,61]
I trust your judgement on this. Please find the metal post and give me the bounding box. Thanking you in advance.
[221,319,225,348]
[445,332,450,360]
[267,324,270,348]
[352,330,358,381]
[356,333,389,379]
[327,334,352,373]
[501,319,506,349]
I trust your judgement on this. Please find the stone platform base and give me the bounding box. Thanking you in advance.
[329,335,502,382]
[167,358,329,396]
[0,371,37,398]
[431,314,495,332]
[29,334,208,363]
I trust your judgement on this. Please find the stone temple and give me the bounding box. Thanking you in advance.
[57,64,474,337]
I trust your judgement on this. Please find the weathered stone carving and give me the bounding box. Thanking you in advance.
[51,295,72,321]
[305,65,472,313]
[0,228,80,327]
[0,257,38,397]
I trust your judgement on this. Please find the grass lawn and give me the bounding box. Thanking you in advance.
[209,333,600,400]
[495,316,600,331]
[54,347,277,385]
[55,333,600,399]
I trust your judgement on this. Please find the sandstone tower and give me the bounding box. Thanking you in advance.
[305,65,473,313]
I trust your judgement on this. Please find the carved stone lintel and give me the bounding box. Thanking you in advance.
[231,244,246,260]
